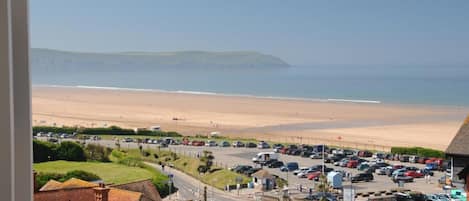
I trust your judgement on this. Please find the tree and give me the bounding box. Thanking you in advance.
[33,140,57,163]
[56,141,86,161]
[197,150,214,174]
[315,174,331,193]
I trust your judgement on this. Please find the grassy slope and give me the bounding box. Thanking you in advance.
[123,149,250,189]
[34,161,155,184]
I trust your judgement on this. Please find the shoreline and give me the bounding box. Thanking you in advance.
[35,84,469,110]
[32,85,469,151]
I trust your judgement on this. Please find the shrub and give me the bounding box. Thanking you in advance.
[33,140,58,163]
[56,141,86,161]
[391,147,445,158]
[33,126,77,135]
[62,170,100,181]
[85,144,112,162]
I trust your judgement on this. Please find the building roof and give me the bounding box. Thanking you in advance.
[109,188,142,201]
[252,169,273,179]
[446,115,469,156]
[35,178,144,201]
[39,180,63,191]
[111,179,161,201]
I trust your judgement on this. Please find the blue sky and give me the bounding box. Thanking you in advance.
[30,0,469,65]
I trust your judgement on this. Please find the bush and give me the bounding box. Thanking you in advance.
[85,144,112,162]
[391,147,445,158]
[79,126,135,135]
[56,141,86,161]
[33,140,58,163]
[62,170,100,181]
[33,126,77,135]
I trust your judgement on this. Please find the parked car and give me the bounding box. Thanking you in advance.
[404,171,424,178]
[231,165,252,173]
[272,144,284,152]
[392,175,414,183]
[351,173,374,183]
[257,141,270,149]
[310,153,324,159]
[347,160,359,168]
[191,140,205,146]
[307,171,322,181]
[399,155,410,162]
[244,167,262,176]
[246,142,257,148]
[376,167,388,175]
[418,168,434,176]
[298,170,319,178]
[232,141,245,147]
[219,141,230,147]
[293,167,311,175]
[205,140,217,147]
[358,150,373,157]
[268,161,284,168]
[372,152,385,159]
[409,156,420,163]
[280,162,299,172]
[357,163,370,171]
[304,192,337,201]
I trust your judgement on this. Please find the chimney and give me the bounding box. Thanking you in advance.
[33,171,38,192]
[93,183,110,201]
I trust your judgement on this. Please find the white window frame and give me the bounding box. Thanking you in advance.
[0,0,33,200]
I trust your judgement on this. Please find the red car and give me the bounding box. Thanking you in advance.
[307,172,321,180]
[191,141,205,146]
[405,171,424,178]
[347,160,359,168]
[280,148,289,154]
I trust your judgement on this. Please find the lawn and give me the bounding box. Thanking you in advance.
[34,161,155,185]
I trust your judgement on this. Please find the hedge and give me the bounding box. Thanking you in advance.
[33,126,77,134]
[390,146,445,158]
[33,125,182,137]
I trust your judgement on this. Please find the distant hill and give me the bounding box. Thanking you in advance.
[31,48,290,73]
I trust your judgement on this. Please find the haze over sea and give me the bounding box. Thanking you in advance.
[33,64,469,106]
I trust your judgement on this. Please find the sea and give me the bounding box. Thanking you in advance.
[32,65,469,106]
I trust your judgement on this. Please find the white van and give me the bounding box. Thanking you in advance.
[252,152,279,163]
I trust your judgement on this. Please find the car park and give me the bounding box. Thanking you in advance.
[351,173,373,183]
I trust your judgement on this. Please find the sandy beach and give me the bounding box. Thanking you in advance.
[32,86,468,150]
